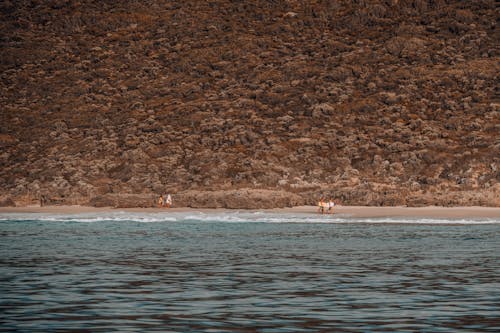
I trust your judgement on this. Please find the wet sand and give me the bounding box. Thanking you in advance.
[0,205,499,219]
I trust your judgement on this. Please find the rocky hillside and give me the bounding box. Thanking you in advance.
[1,0,498,207]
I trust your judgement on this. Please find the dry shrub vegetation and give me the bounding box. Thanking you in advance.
[0,0,498,207]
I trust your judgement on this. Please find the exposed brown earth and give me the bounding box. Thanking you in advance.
[0,0,498,208]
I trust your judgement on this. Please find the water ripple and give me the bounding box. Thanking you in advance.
[0,214,499,332]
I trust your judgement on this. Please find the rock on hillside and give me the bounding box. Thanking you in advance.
[0,0,498,207]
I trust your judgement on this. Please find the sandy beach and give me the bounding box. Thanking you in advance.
[0,205,498,219]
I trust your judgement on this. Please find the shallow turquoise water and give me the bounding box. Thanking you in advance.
[0,212,499,332]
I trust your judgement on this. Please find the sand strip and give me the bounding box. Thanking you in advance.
[0,205,499,219]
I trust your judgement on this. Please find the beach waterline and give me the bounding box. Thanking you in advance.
[1,211,499,332]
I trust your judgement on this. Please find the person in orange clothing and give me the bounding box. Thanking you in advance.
[318,197,326,214]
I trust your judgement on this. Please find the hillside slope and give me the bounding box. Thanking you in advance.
[1,0,498,207]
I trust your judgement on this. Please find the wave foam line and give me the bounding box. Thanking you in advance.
[0,211,499,224]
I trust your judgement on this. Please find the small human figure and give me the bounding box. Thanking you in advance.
[39,194,45,207]
[165,194,172,208]
[328,198,335,214]
[318,197,325,214]
[158,195,163,208]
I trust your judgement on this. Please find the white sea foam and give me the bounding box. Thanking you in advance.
[0,211,498,225]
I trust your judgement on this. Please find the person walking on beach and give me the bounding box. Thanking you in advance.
[318,197,326,214]
[158,195,164,208]
[165,194,172,208]
[328,198,335,214]
[39,194,46,207]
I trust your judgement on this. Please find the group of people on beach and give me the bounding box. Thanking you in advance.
[318,197,339,214]
[157,194,172,208]
[156,194,335,213]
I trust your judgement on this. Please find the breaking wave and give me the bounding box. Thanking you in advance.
[0,211,498,224]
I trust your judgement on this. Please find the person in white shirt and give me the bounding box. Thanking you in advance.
[328,198,335,214]
[165,194,172,208]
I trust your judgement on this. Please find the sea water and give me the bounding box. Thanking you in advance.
[0,211,499,332]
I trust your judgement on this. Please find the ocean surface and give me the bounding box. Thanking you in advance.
[0,211,499,332]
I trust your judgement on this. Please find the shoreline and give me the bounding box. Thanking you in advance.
[0,205,499,219]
